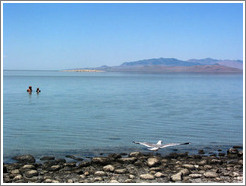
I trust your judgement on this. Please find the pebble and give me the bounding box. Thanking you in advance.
[204,171,218,178]
[182,164,195,169]
[25,170,38,178]
[114,168,127,174]
[110,180,119,183]
[11,169,20,174]
[155,172,164,178]
[147,157,160,167]
[140,174,155,180]
[103,165,115,172]
[189,174,202,178]
[21,164,36,170]
[171,172,182,181]
[94,171,106,176]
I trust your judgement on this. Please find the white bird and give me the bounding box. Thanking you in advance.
[133,140,190,151]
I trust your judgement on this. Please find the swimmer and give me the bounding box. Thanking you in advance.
[27,86,32,93]
[36,88,41,93]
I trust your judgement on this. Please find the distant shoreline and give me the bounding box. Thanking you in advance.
[62,69,104,72]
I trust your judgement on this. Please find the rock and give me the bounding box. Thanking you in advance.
[78,161,91,167]
[40,156,55,161]
[67,179,74,183]
[13,154,35,163]
[198,150,205,154]
[227,148,239,154]
[94,171,106,176]
[92,157,109,165]
[129,152,142,157]
[115,169,127,174]
[233,145,242,149]
[110,180,119,183]
[204,165,212,169]
[50,165,61,171]
[232,172,239,177]
[103,165,115,172]
[171,172,182,181]
[189,174,202,178]
[94,177,103,181]
[218,153,225,156]
[204,171,218,178]
[149,167,162,171]
[108,153,122,159]
[210,159,222,164]
[13,174,23,181]
[118,157,137,163]
[25,170,38,178]
[125,179,133,183]
[129,174,135,179]
[65,155,83,161]
[147,157,160,167]
[179,169,190,176]
[3,165,7,173]
[155,172,164,178]
[11,169,20,174]
[21,164,36,170]
[182,164,195,169]
[198,160,207,165]
[140,174,155,180]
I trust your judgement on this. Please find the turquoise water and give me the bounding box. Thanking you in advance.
[3,70,243,162]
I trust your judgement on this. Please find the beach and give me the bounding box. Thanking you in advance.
[3,147,243,183]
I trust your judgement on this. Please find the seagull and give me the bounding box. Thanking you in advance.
[133,140,190,151]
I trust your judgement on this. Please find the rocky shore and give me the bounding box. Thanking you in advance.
[3,147,243,183]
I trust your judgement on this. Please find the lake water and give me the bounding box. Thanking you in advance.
[3,70,244,162]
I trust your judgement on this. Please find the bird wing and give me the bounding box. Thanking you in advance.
[160,142,190,149]
[133,141,155,148]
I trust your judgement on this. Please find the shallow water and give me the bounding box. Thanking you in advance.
[3,70,243,162]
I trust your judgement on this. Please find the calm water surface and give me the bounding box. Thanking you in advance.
[3,70,243,162]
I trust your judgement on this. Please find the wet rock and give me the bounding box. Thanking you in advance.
[233,146,242,149]
[11,169,20,174]
[94,171,106,176]
[13,154,35,163]
[140,174,155,180]
[21,164,36,170]
[189,173,202,178]
[25,170,38,178]
[198,160,207,165]
[65,155,83,161]
[50,165,61,171]
[94,177,103,181]
[147,157,160,167]
[118,157,137,164]
[129,174,135,179]
[218,153,225,156]
[155,172,164,178]
[182,164,195,170]
[103,165,115,172]
[198,150,205,154]
[227,148,239,155]
[110,180,119,183]
[171,172,182,181]
[92,157,109,165]
[115,168,127,174]
[13,174,23,181]
[179,169,190,176]
[78,161,91,167]
[204,165,212,169]
[108,153,122,160]
[40,156,55,161]
[204,171,218,178]
[129,152,142,157]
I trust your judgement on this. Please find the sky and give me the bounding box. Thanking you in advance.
[2,2,244,70]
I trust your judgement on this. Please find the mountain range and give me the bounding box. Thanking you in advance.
[78,58,243,73]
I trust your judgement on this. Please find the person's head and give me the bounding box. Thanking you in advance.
[29,86,32,89]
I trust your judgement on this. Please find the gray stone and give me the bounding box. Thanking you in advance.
[110,180,119,183]
[40,156,55,161]
[171,172,182,181]
[21,164,36,170]
[13,174,23,181]
[118,157,137,163]
[115,168,127,174]
[50,165,61,171]
[147,157,160,167]
[182,164,195,169]
[25,170,38,178]
[155,172,164,178]
[204,171,218,178]
[179,169,190,176]
[103,165,115,172]
[13,154,35,163]
[140,174,155,180]
[129,152,142,157]
[189,174,202,178]
[92,157,109,165]
[11,169,20,174]
[94,171,106,176]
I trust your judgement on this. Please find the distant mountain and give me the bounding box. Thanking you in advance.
[121,58,202,67]
[70,57,243,73]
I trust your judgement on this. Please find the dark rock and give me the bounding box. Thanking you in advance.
[198,150,205,154]
[118,157,137,164]
[92,157,109,165]
[218,153,225,156]
[65,155,83,161]
[3,165,7,173]
[25,170,38,178]
[227,148,239,154]
[108,153,122,160]
[78,161,91,167]
[13,154,35,163]
[232,146,242,149]
[40,156,55,161]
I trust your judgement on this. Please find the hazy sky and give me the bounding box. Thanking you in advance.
[3,2,244,70]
